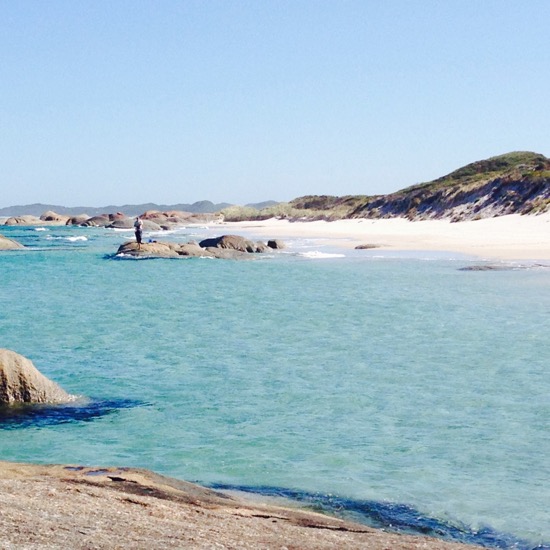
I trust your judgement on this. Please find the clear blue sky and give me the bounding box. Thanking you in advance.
[1,1,549,207]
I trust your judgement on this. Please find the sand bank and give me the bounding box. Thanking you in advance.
[0,461,481,549]
[221,213,550,261]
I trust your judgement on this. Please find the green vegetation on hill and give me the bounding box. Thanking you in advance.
[220,196,375,222]
[407,151,550,191]
[221,151,550,222]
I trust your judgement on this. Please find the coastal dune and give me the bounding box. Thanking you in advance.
[224,212,550,261]
[0,461,482,549]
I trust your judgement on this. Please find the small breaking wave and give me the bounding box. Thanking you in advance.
[45,235,88,242]
[298,251,346,259]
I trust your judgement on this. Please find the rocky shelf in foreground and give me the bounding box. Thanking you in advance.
[0,461,482,550]
[116,234,285,259]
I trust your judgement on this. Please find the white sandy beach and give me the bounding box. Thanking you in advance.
[223,212,550,261]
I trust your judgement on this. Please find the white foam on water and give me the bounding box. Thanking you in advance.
[150,229,178,236]
[114,252,149,260]
[45,235,88,242]
[298,250,346,259]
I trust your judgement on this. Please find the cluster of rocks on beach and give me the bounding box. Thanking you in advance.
[1,209,221,230]
[0,209,287,259]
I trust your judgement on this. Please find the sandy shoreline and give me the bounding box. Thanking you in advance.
[0,461,483,549]
[2,212,549,261]
[220,213,550,261]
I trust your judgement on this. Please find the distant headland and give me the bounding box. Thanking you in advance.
[0,200,278,219]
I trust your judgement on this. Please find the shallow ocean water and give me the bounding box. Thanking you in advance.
[1,223,549,548]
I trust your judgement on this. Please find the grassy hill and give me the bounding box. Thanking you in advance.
[222,151,550,222]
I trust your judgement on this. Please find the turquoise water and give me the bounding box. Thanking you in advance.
[1,223,549,548]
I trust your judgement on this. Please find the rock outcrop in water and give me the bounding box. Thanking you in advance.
[198,234,267,252]
[0,234,24,250]
[0,349,73,404]
[116,235,284,259]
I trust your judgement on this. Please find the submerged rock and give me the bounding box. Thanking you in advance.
[458,264,513,271]
[0,349,74,404]
[355,243,381,250]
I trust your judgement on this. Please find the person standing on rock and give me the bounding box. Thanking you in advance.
[134,217,143,248]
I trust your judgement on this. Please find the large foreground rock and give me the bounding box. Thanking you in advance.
[0,349,73,404]
[0,234,24,250]
[0,462,481,550]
